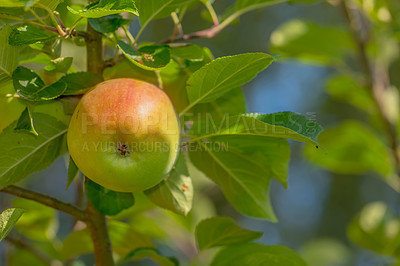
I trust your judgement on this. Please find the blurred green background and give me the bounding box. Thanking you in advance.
[1,0,400,265]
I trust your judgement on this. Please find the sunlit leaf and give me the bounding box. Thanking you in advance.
[0,25,20,82]
[67,0,138,18]
[189,135,288,220]
[188,111,323,146]
[185,53,274,108]
[0,208,24,242]
[0,113,67,189]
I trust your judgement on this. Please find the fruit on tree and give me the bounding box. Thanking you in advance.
[67,78,180,192]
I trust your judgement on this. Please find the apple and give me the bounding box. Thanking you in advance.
[67,78,180,192]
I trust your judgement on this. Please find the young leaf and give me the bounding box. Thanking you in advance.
[0,113,67,189]
[58,72,104,95]
[0,25,20,82]
[211,243,307,266]
[0,208,25,242]
[89,14,130,33]
[8,25,57,46]
[188,111,323,146]
[86,179,135,216]
[14,107,38,136]
[12,66,67,101]
[195,216,263,250]
[117,41,171,70]
[145,154,193,216]
[183,53,274,113]
[66,156,79,189]
[189,135,284,220]
[135,0,192,30]
[67,0,138,18]
[44,57,73,73]
[123,247,178,266]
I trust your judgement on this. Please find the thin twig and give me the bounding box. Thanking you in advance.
[204,1,219,26]
[6,234,56,265]
[170,12,184,41]
[0,14,59,34]
[340,0,400,173]
[1,186,86,221]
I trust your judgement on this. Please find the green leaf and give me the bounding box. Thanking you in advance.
[0,113,67,189]
[195,216,263,250]
[270,19,355,65]
[14,107,38,136]
[189,135,287,220]
[68,0,138,18]
[44,57,73,73]
[211,243,307,266]
[235,0,287,12]
[0,0,27,7]
[347,202,400,257]
[170,44,207,64]
[89,14,130,33]
[8,25,57,46]
[58,72,104,95]
[86,179,135,216]
[188,111,323,146]
[304,121,392,176]
[12,198,57,241]
[0,25,20,82]
[300,239,351,266]
[66,156,79,189]
[117,41,171,70]
[0,208,25,242]
[184,53,274,111]
[326,75,376,113]
[123,247,178,266]
[12,66,67,101]
[135,0,193,29]
[192,87,246,121]
[36,0,62,10]
[145,154,193,216]
[62,219,153,259]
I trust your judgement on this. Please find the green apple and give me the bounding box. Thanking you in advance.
[67,78,181,192]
